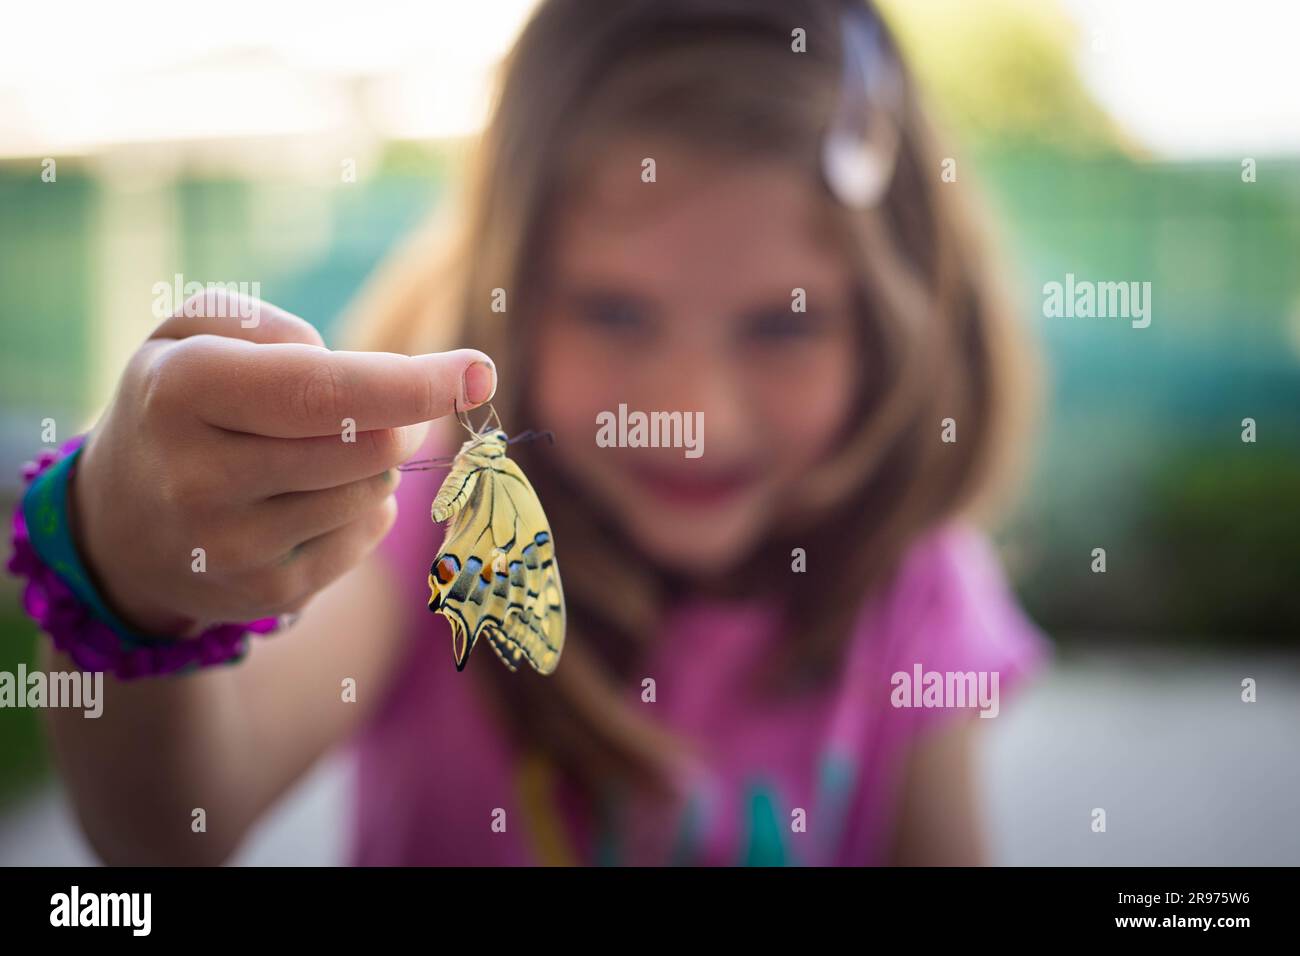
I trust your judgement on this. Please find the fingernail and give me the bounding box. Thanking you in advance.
[462,360,497,406]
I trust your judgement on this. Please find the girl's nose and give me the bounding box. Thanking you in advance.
[636,344,750,458]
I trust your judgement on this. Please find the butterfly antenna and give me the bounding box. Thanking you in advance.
[507,429,556,446]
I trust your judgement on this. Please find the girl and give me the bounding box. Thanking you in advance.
[37,0,1047,866]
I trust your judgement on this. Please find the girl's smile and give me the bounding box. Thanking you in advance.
[620,458,762,510]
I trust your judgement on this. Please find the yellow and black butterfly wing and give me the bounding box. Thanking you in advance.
[480,455,565,676]
[427,446,565,675]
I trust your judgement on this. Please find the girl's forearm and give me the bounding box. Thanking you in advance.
[39,558,406,865]
[41,641,263,865]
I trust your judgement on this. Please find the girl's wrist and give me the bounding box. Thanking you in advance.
[66,442,195,639]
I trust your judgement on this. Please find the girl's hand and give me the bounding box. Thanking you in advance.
[70,289,495,635]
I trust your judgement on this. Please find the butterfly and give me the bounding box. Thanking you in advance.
[401,406,565,675]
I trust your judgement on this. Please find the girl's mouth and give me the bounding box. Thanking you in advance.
[622,461,759,507]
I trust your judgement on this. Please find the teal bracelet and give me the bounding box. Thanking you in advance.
[9,435,280,679]
[21,442,152,648]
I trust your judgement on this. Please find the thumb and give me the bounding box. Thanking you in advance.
[150,289,326,348]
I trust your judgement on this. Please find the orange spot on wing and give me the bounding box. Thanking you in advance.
[436,557,458,583]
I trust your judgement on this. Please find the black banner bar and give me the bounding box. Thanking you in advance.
[0,866,1283,941]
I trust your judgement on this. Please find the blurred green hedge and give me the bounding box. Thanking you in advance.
[0,600,48,808]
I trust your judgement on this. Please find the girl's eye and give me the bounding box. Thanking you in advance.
[742,309,824,342]
[573,294,651,333]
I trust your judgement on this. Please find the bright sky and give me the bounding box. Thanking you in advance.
[0,0,1296,159]
[1061,0,1300,158]
[0,0,538,154]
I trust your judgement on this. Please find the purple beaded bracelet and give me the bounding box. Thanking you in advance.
[7,435,279,679]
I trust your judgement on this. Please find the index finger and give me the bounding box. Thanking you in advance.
[175,338,498,437]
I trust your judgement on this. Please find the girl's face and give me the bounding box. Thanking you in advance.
[532,141,860,576]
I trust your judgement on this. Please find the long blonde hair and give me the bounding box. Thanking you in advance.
[348,0,1036,802]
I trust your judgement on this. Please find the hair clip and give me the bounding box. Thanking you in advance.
[821,6,904,210]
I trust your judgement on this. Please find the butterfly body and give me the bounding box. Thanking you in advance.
[427,428,565,675]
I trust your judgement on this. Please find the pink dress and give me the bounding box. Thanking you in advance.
[346,458,1049,866]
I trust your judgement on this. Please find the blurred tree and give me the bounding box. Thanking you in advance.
[878,0,1131,153]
